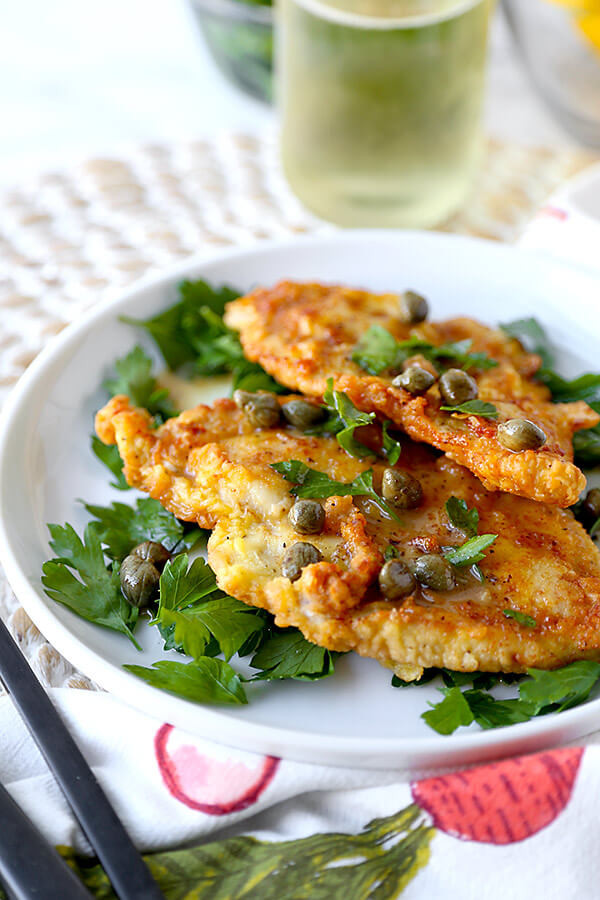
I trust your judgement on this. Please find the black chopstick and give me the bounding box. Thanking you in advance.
[0,618,163,900]
[0,779,92,899]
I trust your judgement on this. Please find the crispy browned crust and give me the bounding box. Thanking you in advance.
[96,396,600,679]
[224,281,598,507]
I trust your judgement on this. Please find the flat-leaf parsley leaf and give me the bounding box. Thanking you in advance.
[83,497,203,561]
[440,400,498,419]
[444,534,497,567]
[352,325,497,376]
[124,658,247,705]
[42,523,140,648]
[445,496,479,537]
[503,609,536,628]
[271,460,402,522]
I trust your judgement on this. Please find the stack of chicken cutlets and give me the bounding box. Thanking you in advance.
[95,282,600,682]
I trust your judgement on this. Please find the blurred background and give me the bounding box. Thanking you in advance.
[0,0,593,188]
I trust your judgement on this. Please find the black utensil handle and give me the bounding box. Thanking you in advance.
[0,618,163,900]
[0,779,92,900]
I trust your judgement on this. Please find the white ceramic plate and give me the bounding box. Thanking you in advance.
[1,231,599,771]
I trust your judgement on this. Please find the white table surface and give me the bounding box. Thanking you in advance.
[0,0,578,187]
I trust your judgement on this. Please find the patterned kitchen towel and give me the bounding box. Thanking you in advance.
[2,687,599,900]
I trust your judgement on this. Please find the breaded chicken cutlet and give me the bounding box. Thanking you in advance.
[224,281,598,507]
[96,395,600,681]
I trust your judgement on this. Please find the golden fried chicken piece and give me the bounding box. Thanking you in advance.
[96,396,600,680]
[224,281,598,507]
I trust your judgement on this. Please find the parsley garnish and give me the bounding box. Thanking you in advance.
[444,534,497,567]
[444,497,494,574]
[440,400,498,419]
[500,317,555,368]
[91,345,177,486]
[384,544,399,561]
[422,686,474,735]
[321,379,375,458]
[503,609,536,628]
[230,359,283,395]
[381,421,402,464]
[154,555,267,662]
[518,661,600,713]
[538,371,600,404]
[461,691,532,730]
[271,460,402,522]
[501,316,600,467]
[420,660,600,734]
[103,346,176,422]
[124,658,247,705]
[573,425,600,467]
[250,630,336,681]
[83,497,203,561]
[41,523,140,648]
[122,278,285,395]
[352,326,405,375]
[445,496,479,537]
[122,279,239,370]
[352,325,497,376]
[311,382,401,463]
[90,437,130,491]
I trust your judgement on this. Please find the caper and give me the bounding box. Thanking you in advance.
[281,542,323,581]
[131,541,170,570]
[378,560,416,600]
[281,399,325,430]
[399,290,429,324]
[233,389,280,429]
[381,468,423,510]
[233,389,253,409]
[582,487,600,528]
[414,554,456,592]
[497,418,546,452]
[289,499,326,535]
[439,368,478,406]
[392,366,436,395]
[120,555,161,608]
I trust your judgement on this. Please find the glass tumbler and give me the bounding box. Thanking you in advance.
[278,0,492,228]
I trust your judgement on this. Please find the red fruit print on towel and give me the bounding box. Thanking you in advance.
[411,746,583,844]
[155,724,280,815]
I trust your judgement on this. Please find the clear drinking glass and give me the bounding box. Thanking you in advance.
[278,0,492,227]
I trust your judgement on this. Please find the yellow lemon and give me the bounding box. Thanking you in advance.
[547,0,600,10]
[548,0,600,51]
[577,12,600,49]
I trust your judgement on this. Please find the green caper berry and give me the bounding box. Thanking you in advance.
[399,290,429,324]
[233,390,280,429]
[282,542,323,582]
[439,368,478,406]
[497,418,546,452]
[381,468,423,510]
[131,541,170,570]
[414,554,456,592]
[582,487,600,528]
[289,499,326,535]
[233,389,253,409]
[120,555,161,608]
[281,399,326,430]
[392,366,436,395]
[378,560,416,600]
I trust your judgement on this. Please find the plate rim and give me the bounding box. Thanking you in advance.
[2,229,600,769]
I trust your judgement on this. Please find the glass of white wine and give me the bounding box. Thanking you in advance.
[278,0,492,227]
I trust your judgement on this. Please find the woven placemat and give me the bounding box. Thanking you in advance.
[0,133,597,690]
